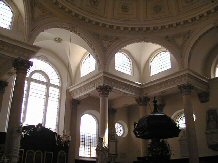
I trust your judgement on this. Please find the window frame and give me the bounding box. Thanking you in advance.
[149,49,172,76]
[115,51,133,76]
[21,59,61,132]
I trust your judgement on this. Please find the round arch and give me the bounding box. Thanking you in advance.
[28,20,103,71]
[183,23,216,68]
[105,37,181,71]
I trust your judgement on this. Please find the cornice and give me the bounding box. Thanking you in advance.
[50,0,218,33]
[69,70,209,99]
[0,34,40,59]
[142,69,209,95]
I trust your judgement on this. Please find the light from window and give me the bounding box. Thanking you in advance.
[0,0,13,29]
[115,52,132,75]
[216,66,218,77]
[79,114,97,158]
[174,112,196,129]
[81,54,96,77]
[150,51,171,76]
[115,122,124,137]
[21,59,60,131]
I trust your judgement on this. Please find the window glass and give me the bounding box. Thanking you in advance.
[115,122,124,137]
[79,114,97,157]
[81,54,96,77]
[115,52,132,75]
[150,51,171,76]
[21,59,60,131]
[0,1,13,29]
[174,111,196,129]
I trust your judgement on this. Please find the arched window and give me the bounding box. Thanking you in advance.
[150,51,171,76]
[173,110,196,129]
[115,52,132,75]
[21,58,61,131]
[81,54,96,77]
[0,0,13,29]
[79,114,98,158]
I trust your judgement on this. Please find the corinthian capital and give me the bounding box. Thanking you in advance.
[0,80,8,93]
[135,96,150,106]
[13,58,33,73]
[178,84,193,95]
[96,85,112,97]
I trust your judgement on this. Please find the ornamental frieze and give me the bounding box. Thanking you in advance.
[69,70,209,99]
[50,0,218,32]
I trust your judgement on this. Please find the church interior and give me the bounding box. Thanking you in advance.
[0,0,218,163]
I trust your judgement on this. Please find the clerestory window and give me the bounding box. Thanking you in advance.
[115,52,132,75]
[79,114,98,158]
[150,51,171,76]
[21,58,61,132]
[0,0,13,29]
[81,54,96,77]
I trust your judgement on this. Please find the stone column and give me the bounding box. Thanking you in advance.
[135,96,150,157]
[5,58,32,163]
[178,84,199,163]
[0,80,8,112]
[68,99,79,163]
[96,85,112,146]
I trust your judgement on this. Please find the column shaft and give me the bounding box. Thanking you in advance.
[136,96,150,157]
[0,81,8,112]
[179,84,199,163]
[97,85,112,146]
[68,99,79,163]
[5,58,32,163]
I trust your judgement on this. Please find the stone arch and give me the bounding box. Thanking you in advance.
[183,23,216,68]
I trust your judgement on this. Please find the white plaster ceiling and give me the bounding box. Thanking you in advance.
[122,42,162,73]
[34,28,165,82]
[34,28,92,80]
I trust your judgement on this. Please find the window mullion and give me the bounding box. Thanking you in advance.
[42,83,49,126]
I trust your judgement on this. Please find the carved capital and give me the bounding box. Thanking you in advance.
[198,91,209,103]
[0,80,8,93]
[178,84,193,95]
[72,99,80,108]
[96,85,112,97]
[13,58,33,74]
[135,96,150,106]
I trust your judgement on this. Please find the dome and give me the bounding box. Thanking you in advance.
[54,0,218,30]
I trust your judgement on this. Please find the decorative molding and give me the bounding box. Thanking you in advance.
[49,0,218,32]
[178,84,193,95]
[135,96,150,106]
[142,69,209,96]
[13,58,33,74]
[69,69,209,99]
[0,34,39,59]
[96,85,113,97]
